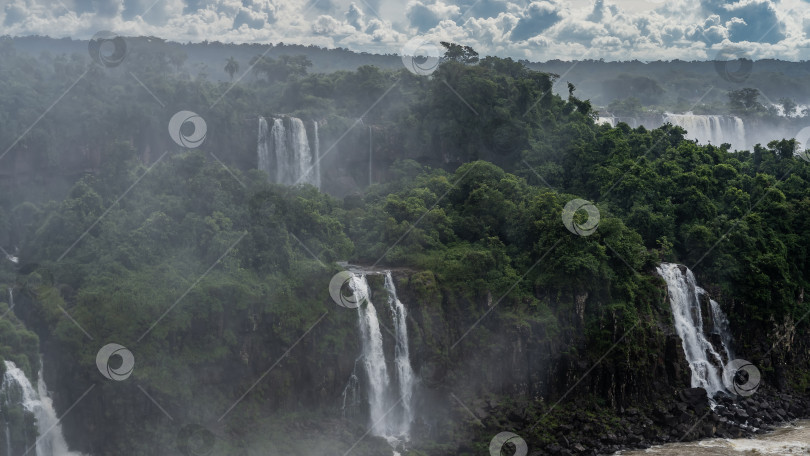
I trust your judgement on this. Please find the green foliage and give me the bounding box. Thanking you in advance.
[2,40,810,456]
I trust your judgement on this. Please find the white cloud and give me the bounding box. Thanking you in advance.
[0,0,808,60]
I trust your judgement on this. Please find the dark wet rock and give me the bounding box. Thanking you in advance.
[679,387,709,410]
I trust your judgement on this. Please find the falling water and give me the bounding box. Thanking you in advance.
[347,272,416,445]
[257,117,321,189]
[312,120,321,190]
[341,357,361,419]
[596,113,748,150]
[350,274,391,437]
[289,118,314,185]
[257,117,271,177]
[710,299,734,363]
[1,360,82,456]
[656,263,732,398]
[384,272,414,438]
[271,118,289,184]
[662,113,746,149]
[5,421,10,456]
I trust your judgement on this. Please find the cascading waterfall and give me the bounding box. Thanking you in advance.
[596,113,747,150]
[289,118,314,185]
[312,120,321,190]
[384,272,414,437]
[341,358,361,419]
[662,113,746,150]
[256,116,320,189]
[710,299,734,363]
[271,118,288,184]
[657,263,733,398]
[5,421,10,456]
[346,272,415,445]
[350,274,391,437]
[1,360,81,456]
[257,117,270,177]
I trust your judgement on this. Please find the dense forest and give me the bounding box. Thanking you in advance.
[1,37,810,455]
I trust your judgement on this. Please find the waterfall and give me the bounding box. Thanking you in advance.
[271,118,288,185]
[662,113,746,150]
[384,272,414,438]
[5,421,10,456]
[289,118,313,186]
[710,299,734,363]
[350,274,391,437]
[1,360,81,456]
[257,117,320,189]
[257,117,271,177]
[341,358,361,419]
[657,263,732,398]
[346,272,416,445]
[597,113,748,150]
[312,121,321,190]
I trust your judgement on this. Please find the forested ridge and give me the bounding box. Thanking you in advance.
[1,39,810,455]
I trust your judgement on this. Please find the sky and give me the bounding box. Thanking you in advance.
[2,0,810,61]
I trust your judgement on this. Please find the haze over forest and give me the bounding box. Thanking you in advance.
[2,1,810,456]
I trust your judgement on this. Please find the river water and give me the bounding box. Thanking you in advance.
[617,420,810,455]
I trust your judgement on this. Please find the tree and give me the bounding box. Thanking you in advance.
[767,138,798,160]
[607,97,642,117]
[440,42,479,64]
[778,97,797,117]
[224,56,239,80]
[728,88,766,114]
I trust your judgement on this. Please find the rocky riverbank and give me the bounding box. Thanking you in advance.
[516,386,810,455]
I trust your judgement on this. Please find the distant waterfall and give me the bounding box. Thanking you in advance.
[312,121,321,190]
[347,272,415,444]
[257,117,270,177]
[662,113,746,150]
[256,116,320,189]
[657,263,733,398]
[596,113,747,150]
[1,360,81,456]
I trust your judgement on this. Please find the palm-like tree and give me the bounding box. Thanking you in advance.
[225,57,239,80]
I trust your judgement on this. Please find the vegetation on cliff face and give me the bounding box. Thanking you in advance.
[1,40,810,454]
